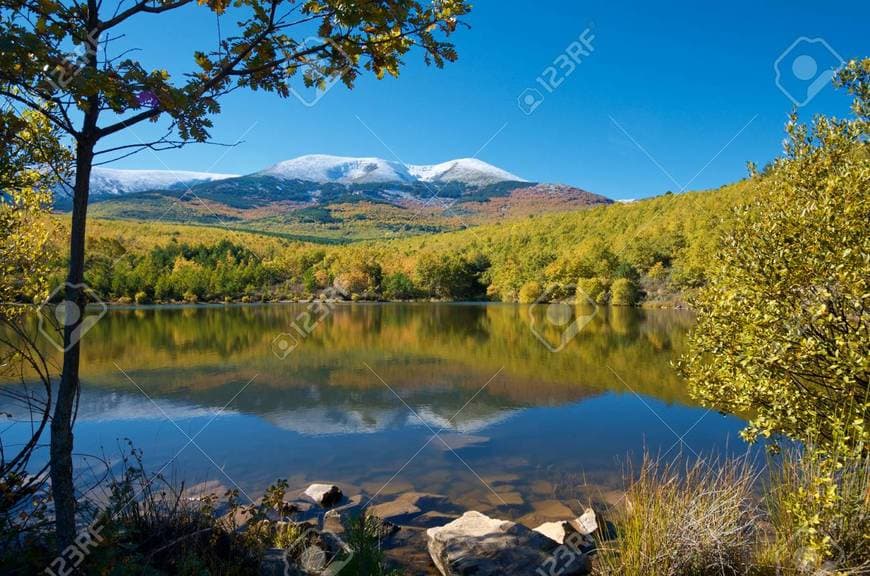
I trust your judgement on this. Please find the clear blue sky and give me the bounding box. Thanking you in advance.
[102,0,869,200]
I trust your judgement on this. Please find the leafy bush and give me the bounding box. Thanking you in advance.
[382,272,417,300]
[682,59,869,565]
[610,278,639,306]
[518,280,542,303]
[760,450,869,574]
[577,276,609,304]
[682,59,869,456]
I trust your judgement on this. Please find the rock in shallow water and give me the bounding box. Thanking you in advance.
[368,492,448,522]
[303,484,342,508]
[426,511,590,576]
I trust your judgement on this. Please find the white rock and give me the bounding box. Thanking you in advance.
[426,511,589,576]
[303,484,342,508]
[533,521,572,544]
[568,508,598,535]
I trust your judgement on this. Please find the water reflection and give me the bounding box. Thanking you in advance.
[2,304,747,516]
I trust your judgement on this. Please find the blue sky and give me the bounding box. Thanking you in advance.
[101,0,869,200]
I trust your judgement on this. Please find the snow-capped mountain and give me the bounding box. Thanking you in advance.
[88,167,239,196]
[81,154,611,238]
[83,155,526,198]
[259,154,417,184]
[408,158,526,187]
[259,154,526,187]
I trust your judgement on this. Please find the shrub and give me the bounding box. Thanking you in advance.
[134,291,150,304]
[610,278,639,306]
[518,281,542,303]
[343,512,403,576]
[681,59,870,567]
[647,261,668,281]
[382,272,417,300]
[760,450,870,573]
[577,276,609,304]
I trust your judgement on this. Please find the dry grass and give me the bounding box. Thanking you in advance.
[593,454,760,576]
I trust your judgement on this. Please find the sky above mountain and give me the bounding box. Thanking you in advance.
[95,0,869,200]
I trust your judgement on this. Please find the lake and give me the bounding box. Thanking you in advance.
[4,303,748,522]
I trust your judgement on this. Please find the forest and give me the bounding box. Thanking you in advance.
[51,177,752,307]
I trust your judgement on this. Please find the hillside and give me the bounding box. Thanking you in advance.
[62,176,757,306]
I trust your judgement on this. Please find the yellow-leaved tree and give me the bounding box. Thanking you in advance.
[0,106,69,541]
[681,59,869,567]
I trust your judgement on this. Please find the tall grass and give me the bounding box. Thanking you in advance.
[593,454,760,576]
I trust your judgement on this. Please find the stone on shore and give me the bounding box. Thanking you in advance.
[533,520,573,544]
[426,511,590,576]
[533,508,599,545]
[568,508,598,535]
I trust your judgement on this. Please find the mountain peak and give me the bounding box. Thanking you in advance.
[259,154,416,185]
[408,158,526,186]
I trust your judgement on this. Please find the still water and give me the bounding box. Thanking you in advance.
[4,303,748,519]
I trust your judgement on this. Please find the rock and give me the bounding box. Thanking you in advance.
[480,473,521,485]
[368,492,448,522]
[533,521,595,551]
[530,480,555,496]
[279,528,354,576]
[516,499,578,528]
[322,512,345,535]
[290,500,314,514]
[426,511,590,576]
[533,521,573,544]
[533,508,599,546]
[374,518,401,538]
[568,508,597,535]
[410,510,459,529]
[324,494,363,517]
[303,484,342,508]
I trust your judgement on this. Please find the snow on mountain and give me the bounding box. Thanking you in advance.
[89,167,239,196]
[259,154,416,184]
[408,158,526,186]
[85,155,527,198]
[259,154,525,187]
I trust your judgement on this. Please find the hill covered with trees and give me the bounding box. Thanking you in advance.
[48,175,755,306]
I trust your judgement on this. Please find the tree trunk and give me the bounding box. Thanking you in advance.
[50,2,101,549]
[49,139,95,551]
